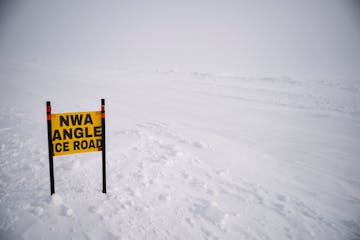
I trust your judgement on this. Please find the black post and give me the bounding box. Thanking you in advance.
[101,99,107,193]
[46,101,55,195]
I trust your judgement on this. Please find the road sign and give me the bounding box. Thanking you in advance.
[46,100,107,195]
[51,111,102,156]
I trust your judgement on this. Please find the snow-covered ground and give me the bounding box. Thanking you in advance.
[0,61,359,239]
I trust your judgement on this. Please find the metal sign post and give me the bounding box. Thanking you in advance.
[46,101,55,195]
[101,99,106,193]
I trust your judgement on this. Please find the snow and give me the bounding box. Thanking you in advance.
[0,62,359,239]
[0,1,360,238]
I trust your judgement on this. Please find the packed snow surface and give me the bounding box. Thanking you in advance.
[0,62,359,239]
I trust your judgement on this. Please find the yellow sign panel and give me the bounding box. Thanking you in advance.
[51,111,102,156]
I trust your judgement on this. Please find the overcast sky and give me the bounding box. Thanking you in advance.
[1,0,359,78]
